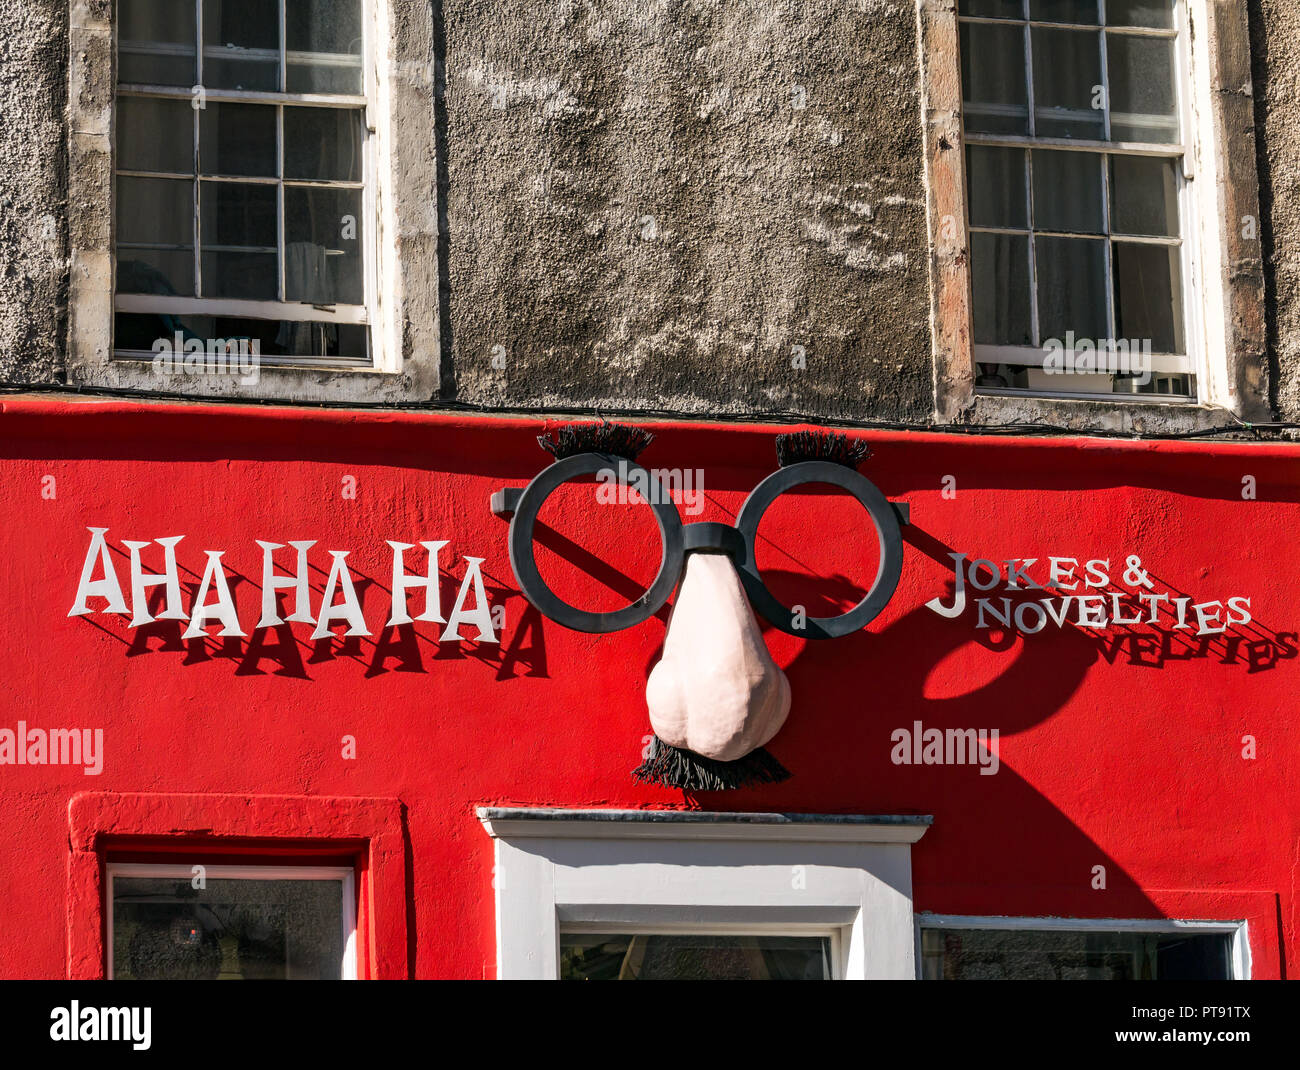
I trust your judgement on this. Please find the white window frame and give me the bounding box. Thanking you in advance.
[916,913,1250,979]
[959,0,1201,400]
[105,862,358,980]
[478,808,931,981]
[112,0,376,368]
[68,0,442,404]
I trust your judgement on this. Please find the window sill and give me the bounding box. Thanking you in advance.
[958,391,1246,435]
[69,353,435,406]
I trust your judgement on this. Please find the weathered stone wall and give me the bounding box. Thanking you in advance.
[0,0,67,384]
[1249,0,1300,421]
[3,0,1300,428]
[441,0,933,422]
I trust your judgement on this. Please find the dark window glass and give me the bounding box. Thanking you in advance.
[285,186,364,305]
[202,0,280,92]
[971,232,1033,345]
[112,875,346,980]
[1113,241,1183,352]
[115,312,369,361]
[1107,0,1174,30]
[967,146,1028,229]
[286,0,365,94]
[961,22,1029,135]
[1032,27,1104,139]
[1036,235,1110,341]
[560,933,831,981]
[1109,155,1179,236]
[1032,150,1105,234]
[199,103,277,178]
[118,0,196,86]
[117,97,195,174]
[1108,35,1178,143]
[1030,0,1099,25]
[284,107,364,182]
[921,927,1233,980]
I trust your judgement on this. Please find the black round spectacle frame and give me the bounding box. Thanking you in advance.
[494,452,906,638]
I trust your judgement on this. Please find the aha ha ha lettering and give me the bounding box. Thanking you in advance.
[68,528,498,643]
[926,553,1252,637]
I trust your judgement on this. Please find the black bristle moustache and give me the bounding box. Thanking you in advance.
[775,430,871,469]
[632,736,791,791]
[537,421,656,462]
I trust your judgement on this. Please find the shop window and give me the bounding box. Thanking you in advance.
[560,932,834,980]
[919,917,1246,979]
[112,0,373,367]
[479,807,932,980]
[107,864,357,980]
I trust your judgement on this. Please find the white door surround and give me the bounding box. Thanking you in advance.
[478,808,932,980]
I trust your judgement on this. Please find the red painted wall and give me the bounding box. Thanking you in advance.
[0,397,1296,978]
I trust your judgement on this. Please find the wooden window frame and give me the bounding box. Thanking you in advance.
[918,0,1269,429]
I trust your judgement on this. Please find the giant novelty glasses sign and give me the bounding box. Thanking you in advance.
[493,425,909,790]
[499,453,906,638]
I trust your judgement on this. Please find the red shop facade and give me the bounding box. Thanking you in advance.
[1,396,1296,981]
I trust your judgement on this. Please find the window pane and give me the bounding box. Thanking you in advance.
[958,0,1025,17]
[112,876,344,980]
[559,934,831,980]
[978,362,1192,395]
[118,0,196,87]
[117,97,194,174]
[1109,154,1178,236]
[287,0,365,95]
[1108,35,1178,143]
[1106,0,1173,29]
[1032,28,1104,139]
[967,146,1028,229]
[117,176,193,246]
[1036,235,1109,341]
[1032,149,1104,233]
[269,320,369,360]
[1029,0,1098,25]
[199,103,277,178]
[203,251,279,300]
[115,312,369,362]
[1114,241,1183,353]
[921,928,1232,980]
[1118,372,1194,396]
[284,107,364,182]
[201,181,278,253]
[961,23,1029,135]
[971,232,1033,345]
[116,254,196,301]
[114,310,195,351]
[286,187,364,305]
[202,0,280,92]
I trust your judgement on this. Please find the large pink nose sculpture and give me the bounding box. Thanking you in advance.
[645,552,791,762]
